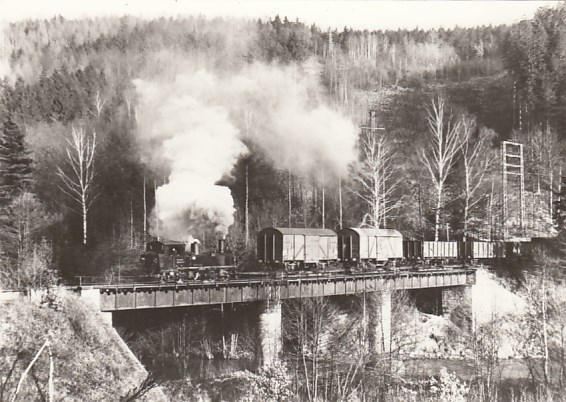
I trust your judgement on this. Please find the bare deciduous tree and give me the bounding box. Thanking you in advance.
[283,297,344,402]
[460,117,497,241]
[92,91,106,118]
[469,313,503,400]
[515,252,566,391]
[420,96,461,240]
[351,128,399,228]
[0,192,55,289]
[57,127,97,245]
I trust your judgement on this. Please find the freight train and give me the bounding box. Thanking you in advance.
[257,227,535,269]
[142,227,540,282]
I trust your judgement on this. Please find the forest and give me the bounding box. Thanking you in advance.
[0,4,566,284]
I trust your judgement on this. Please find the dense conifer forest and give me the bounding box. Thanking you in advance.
[1,4,566,282]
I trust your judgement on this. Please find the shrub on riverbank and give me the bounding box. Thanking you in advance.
[0,290,156,401]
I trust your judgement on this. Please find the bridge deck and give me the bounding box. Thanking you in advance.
[97,268,476,312]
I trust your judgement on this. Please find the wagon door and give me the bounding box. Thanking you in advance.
[369,235,379,260]
[328,235,338,260]
[294,235,305,262]
[305,235,319,263]
[359,235,370,260]
[318,236,329,260]
[377,236,387,260]
[319,236,337,261]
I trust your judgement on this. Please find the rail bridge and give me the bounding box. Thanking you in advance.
[83,268,476,367]
[96,268,474,311]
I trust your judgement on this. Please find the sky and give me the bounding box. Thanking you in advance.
[0,0,560,30]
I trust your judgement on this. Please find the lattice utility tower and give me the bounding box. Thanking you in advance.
[502,141,525,239]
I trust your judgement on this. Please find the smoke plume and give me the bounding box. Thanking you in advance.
[0,24,13,82]
[135,62,356,241]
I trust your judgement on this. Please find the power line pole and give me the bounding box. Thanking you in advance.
[245,161,249,246]
[143,177,147,243]
[338,177,343,229]
[502,141,525,239]
[288,170,292,228]
[321,170,325,229]
[154,179,159,239]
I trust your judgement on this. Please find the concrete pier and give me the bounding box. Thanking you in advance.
[258,300,282,367]
[372,291,392,354]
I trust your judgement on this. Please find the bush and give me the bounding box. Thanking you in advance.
[0,291,151,401]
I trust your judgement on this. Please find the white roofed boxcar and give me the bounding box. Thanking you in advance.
[257,227,338,266]
[338,228,403,262]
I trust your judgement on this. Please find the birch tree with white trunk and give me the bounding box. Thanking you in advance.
[460,118,497,241]
[420,96,462,241]
[351,128,399,228]
[92,91,106,118]
[57,127,97,245]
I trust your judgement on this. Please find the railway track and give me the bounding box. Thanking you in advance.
[86,265,475,291]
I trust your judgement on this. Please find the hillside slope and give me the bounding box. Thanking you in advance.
[0,290,166,401]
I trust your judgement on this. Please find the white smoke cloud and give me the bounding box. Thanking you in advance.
[226,63,357,177]
[0,23,13,82]
[135,62,357,241]
[135,72,247,240]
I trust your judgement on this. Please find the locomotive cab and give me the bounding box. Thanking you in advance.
[140,239,187,274]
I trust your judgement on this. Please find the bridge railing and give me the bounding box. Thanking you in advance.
[76,275,160,287]
[93,266,475,290]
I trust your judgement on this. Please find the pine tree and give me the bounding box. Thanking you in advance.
[0,116,32,205]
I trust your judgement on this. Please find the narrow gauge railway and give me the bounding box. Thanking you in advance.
[138,226,544,285]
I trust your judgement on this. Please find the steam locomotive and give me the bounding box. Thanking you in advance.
[142,227,541,282]
[140,238,235,282]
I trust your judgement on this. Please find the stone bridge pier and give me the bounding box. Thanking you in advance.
[256,291,395,367]
[371,290,392,354]
[258,300,282,367]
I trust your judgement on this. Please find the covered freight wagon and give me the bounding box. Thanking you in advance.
[257,227,338,267]
[338,228,403,263]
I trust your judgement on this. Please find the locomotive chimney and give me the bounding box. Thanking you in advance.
[217,238,225,254]
[190,241,200,255]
